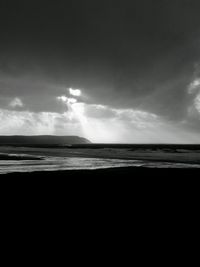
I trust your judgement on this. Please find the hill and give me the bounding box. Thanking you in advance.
[0,135,91,145]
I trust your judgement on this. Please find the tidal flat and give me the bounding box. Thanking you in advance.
[0,144,200,175]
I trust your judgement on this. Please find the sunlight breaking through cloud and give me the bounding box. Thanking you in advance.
[69,88,82,97]
[0,104,200,143]
[57,96,77,104]
[54,93,200,143]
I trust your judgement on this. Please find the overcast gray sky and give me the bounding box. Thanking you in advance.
[0,0,200,142]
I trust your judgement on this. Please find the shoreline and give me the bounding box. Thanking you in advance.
[0,153,200,165]
[1,145,200,165]
[1,165,199,177]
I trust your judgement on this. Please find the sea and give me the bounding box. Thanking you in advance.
[1,144,200,174]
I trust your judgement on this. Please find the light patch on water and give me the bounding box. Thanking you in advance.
[0,155,200,174]
[0,157,143,174]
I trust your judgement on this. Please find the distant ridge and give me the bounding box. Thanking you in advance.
[0,135,91,145]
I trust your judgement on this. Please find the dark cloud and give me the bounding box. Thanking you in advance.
[0,0,200,140]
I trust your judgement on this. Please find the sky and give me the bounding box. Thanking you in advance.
[0,0,200,143]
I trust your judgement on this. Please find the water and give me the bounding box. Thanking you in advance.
[1,145,200,174]
[0,156,142,174]
[0,154,200,174]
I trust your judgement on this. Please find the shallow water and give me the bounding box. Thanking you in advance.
[0,154,200,174]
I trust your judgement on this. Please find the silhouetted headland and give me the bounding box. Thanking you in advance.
[0,135,91,146]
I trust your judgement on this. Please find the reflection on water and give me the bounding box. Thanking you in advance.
[0,155,200,174]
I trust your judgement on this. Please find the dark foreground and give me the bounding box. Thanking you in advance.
[2,166,198,178]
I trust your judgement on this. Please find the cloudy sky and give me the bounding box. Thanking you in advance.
[0,0,200,143]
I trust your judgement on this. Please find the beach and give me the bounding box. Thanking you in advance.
[0,144,200,175]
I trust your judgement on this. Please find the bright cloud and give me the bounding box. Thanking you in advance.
[187,76,200,117]
[54,97,200,142]
[69,88,82,97]
[194,94,200,113]
[68,102,200,143]
[188,79,200,94]
[57,96,77,104]
[84,104,159,129]
[0,104,199,143]
[9,97,23,108]
[1,87,200,143]
[0,109,83,136]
